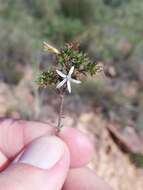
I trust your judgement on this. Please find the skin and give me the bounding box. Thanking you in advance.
[0,118,113,190]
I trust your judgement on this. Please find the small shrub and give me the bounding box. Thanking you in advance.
[0,22,34,84]
[60,0,95,23]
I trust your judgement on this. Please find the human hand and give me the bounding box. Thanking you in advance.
[0,119,112,190]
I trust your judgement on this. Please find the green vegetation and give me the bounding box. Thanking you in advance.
[0,0,143,133]
[37,42,100,88]
[1,0,143,63]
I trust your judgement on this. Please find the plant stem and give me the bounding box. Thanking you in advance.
[57,92,65,130]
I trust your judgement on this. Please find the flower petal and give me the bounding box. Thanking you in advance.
[68,66,74,77]
[56,78,67,89]
[56,70,66,78]
[67,80,71,93]
[70,78,81,84]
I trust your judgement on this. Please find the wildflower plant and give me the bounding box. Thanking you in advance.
[37,42,101,131]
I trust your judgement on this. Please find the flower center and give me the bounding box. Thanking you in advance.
[66,75,71,80]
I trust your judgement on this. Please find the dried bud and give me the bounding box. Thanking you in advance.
[43,42,60,55]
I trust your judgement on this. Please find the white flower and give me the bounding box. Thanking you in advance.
[56,66,81,93]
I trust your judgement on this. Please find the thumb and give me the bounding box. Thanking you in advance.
[0,136,70,190]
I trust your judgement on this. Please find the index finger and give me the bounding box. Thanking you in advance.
[0,118,56,160]
[0,118,94,171]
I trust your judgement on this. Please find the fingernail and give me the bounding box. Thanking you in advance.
[19,136,64,169]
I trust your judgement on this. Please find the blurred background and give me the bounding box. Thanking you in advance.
[0,0,143,189]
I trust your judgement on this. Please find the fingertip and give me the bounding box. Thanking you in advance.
[63,168,113,190]
[59,127,94,168]
[0,119,56,159]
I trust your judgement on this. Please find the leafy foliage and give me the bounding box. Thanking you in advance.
[37,69,58,88]
[37,42,101,88]
[59,43,101,76]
